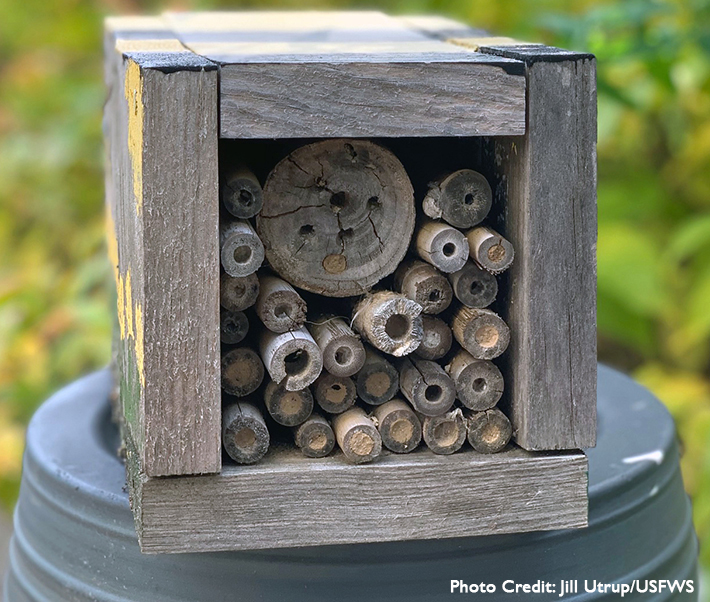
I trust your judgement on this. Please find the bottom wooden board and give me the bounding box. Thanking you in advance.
[128,444,588,554]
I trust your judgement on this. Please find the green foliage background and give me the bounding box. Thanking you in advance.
[1,0,710,572]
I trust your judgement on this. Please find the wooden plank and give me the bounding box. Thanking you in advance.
[129,445,588,554]
[480,45,598,450]
[163,11,526,138]
[104,23,222,477]
[218,59,525,138]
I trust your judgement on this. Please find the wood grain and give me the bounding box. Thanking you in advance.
[104,23,222,477]
[129,445,588,554]
[481,44,598,450]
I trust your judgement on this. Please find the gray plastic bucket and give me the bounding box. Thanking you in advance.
[4,365,698,601]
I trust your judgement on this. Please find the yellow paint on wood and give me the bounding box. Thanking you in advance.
[124,59,144,217]
[134,303,145,387]
[125,269,134,340]
[105,204,119,281]
[117,273,126,340]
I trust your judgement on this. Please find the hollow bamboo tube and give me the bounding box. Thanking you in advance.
[415,315,453,361]
[264,380,314,427]
[222,401,270,464]
[420,408,467,455]
[255,274,307,334]
[414,220,469,273]
[355,347,399,406]
[313,373,357,414]
[372,398,422,453]
[448,261,498,308]
[220,347,264,396]
[260,327,323,391]
[393,259,453,315]
[422,169,492,229]
[293,412,335,458]
[309,316,366,377]
[451,306,510,360]
[398,357,456,417]
[220,309,249,345]
[446,350,504,411]
[220,272,259,312]
[352,291,423,357]
[332,407,382,464]
[220,219,264,277]
[466,408,512,454]
[466,226,514,274]
[221,165,263,219]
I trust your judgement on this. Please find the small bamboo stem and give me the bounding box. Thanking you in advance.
[393,259,453,315]
[255,274,307,334]
[415,315,452,361]
[332,407,382,464]
[220,309,249,345]
[451,306,510,360]
[220,219,264,277]
[222,401,270,464]
[422,169,492,229]
[220,347,264,396]
[466,408,512,453]
[293,412,335,458]
[372,398,421,453]
[309,316,366,377]
[448,261,498,308]
[398,357,456,416]
[260,327,323,391]
[313,373,357,414]
[420,408,466,455]
[414,220,469,273]
[355,347,399,406]
[466,226,514,274]
[446,350,504,411]
[220,272,260,312]
[221,165,264,219]
[264,381,314,427]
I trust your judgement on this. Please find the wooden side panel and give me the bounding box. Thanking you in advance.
[104,21,222,477]
[485,46,598,450]
[219,60,526,139]
[130,446,588,554]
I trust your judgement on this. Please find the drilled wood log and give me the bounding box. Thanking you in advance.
[466,226,514,274]
[447,350,504,411]
[415,315,453,361]
[355,347,399,406]
[220,272,260,312]
[220,309,249,345]
[448,261,498,308]
[221,165,263,219]
[393,260,453,315]
[414,220,469,273]
[313,373,357,414]
[332,407,382,464]
[352,291,423,357]
[452,307,510,360]
[221,347,264,396]
[222,401,270,464]
[220,219,264,277]
[293,412,335,458]
[255,275,307,334]
[309,316,366,377]
[466,408,512,454]
[399,357,456,416]
[256,139,415,297]
[260,327,323,391]
[420,408,466,455]
[264,380,314,427]
[422,169,492,228]
[372,398,421,454]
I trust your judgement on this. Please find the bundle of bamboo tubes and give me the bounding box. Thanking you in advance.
[219,139,514,465]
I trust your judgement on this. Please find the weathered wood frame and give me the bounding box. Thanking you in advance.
[105,12,596,554]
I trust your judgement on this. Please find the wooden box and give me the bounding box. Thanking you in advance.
[104,11,596,554]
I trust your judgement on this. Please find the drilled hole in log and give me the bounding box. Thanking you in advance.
[442,243,456,257]
[337,228,354,242]
[334,346,352,366]
[425,385,442,402]
[464,193,474,205]
[385,314,409,340]
[233,245,252,264]
[330,192,348,211]
[433,421,458,447]
[299,224,314,236]
[487,243,506,263]
[475,325,499,348]
[284,350,308,376]
[367,196,381,209]
[472,377,487,392]
[234,427,256,448]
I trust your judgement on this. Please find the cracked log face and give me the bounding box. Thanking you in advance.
[256,139,416,297]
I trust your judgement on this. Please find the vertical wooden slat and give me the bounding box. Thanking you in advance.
[104,20,222,476]
[483,45,598,450]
